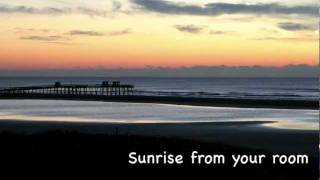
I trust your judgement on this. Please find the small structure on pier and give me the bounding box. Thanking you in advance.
[0,81,134,96]
[54,81,62,87]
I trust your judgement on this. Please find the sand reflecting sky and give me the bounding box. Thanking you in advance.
[0,100,316,130]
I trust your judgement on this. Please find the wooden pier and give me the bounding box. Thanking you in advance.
[0,81,134,96]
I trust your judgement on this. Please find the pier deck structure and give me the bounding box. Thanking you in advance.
[0,81,134,96]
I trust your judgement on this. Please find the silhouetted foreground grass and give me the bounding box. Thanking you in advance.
[0,131,317,179]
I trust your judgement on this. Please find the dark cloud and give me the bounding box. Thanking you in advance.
[18,29,130,44]
[19,35,75,45]
[76,7,108,17]
[209,30,229,35]
[278,22,316,31]
[174,25,205,33]
[68,30,105,36]
[112,1,122,12]
[0,5,108,17]
[0,65,317,77]
[20,35,68,41]
[68,29,131,36]
[14,27,52,34]
[132,0,318,17]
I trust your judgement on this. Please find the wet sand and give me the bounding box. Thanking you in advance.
[0,93,317,109]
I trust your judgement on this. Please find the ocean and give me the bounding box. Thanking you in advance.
[0,77,317,100]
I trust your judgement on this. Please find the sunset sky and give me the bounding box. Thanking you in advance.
[0,0,318,69]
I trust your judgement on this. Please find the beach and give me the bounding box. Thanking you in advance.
[0,99,317,155]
